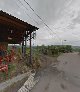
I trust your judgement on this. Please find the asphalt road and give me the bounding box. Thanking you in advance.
[31,53,80,92]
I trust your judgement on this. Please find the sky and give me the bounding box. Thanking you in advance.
[0,0,80,46]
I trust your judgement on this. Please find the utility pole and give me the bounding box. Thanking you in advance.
[62,40,67,45]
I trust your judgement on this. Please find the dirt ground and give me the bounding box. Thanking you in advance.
[31,53,80,92]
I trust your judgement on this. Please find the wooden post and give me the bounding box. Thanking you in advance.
[22,41,24,57]
[30,33,32,64]
[25,36,27,56]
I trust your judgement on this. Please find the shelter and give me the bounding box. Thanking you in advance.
[0,10,38,63]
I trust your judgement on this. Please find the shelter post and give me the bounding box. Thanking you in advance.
[22,41,24,57]
[30,32,32,64]
[24,36,27,56]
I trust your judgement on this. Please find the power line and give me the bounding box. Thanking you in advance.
[15,0,61,45]
[15,0,80,45]
[23,0,55,33]
[15,0,39,25]
[18,0,28,10]
[23,0,61,42]
[15,0,61,44]
[15,0,55,41]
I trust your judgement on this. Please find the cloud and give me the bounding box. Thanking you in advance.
[17,11,21,15]
[0,0,80,46]
[34,0,80,46]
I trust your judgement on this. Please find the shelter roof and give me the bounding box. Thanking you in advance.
[0,10,38,44]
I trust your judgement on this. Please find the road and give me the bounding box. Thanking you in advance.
[31,53,80,92]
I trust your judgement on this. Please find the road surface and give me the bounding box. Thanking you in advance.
[31,53,80,92]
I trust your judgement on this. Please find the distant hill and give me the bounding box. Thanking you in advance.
[72,46,80,52]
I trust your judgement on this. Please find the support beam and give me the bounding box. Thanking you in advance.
[30,33,32,64]
[24,36,27,56]
[22,41,24,57]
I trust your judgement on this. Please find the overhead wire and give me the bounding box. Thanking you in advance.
[14,0,61,45]
[15,0,39,25]
[12,0,80,45]
[23,0,62,42]
[17,0,80,45]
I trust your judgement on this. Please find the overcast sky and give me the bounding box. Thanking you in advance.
[0,0,80,46]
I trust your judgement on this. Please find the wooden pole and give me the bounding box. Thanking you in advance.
[25,36,27,56]
[22,41,24,57]
[30,33,32,64]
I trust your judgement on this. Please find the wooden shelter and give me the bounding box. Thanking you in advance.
[0,10,38,62]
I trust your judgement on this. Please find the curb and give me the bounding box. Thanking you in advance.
[18,71,40,92]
